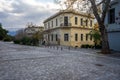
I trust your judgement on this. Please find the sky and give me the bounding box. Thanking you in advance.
[0,0,61,31]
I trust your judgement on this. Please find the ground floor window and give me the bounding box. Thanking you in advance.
[64,33,69,41]
[56,34,58,41]
[75,33,78,41]
[48,34,50,41]
[81,34,83,41]
[90,35,92,41]
[86,34,88,41]
[51,34,53,41]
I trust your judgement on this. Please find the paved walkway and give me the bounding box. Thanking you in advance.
[0,41,120,80]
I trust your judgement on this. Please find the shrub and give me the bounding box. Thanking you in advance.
[95,45,102,49]
[13,36,40,46]
[81,44,95,48]
[81,44,89,48]
[13,40,21,44]
[31,38,39,46]
[81,44,86,48]
[3,36,13,42]
[21,37,31,45]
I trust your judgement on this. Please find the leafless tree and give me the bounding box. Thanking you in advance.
[15,29,26,40]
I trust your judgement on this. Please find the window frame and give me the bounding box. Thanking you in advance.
[75,33,78,41]
[64,33,69,41]
[75,17,78,25]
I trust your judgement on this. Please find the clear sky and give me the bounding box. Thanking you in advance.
[0,0,60,31]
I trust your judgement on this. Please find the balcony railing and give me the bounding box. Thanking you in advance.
[60,23,72,27]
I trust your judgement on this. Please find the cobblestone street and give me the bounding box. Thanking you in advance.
[0,41,120,80]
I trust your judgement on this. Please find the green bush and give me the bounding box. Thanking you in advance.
[31,38,39,46]
[3,35,13,42]
[81,44,94,48]
[81,44,88,48]
[95,45,102,49]
[13,36,39,46]
[21,37,32,45]
[13,40,21,44]
[81,44,85,48]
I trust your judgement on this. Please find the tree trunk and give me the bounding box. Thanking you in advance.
[99,24,111,54]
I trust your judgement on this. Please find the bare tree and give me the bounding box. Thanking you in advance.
[15,29,26,40]
[55,0,111,54]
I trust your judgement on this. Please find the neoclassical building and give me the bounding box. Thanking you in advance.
[43,10,95,47]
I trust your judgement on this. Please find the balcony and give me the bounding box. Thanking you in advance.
[60,23,72,27]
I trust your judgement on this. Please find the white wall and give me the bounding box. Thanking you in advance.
[108,32,120,51]
[105,0,120,51]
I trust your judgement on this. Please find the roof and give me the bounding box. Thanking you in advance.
[43,10,95,23]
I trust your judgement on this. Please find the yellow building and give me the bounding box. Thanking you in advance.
[43,10,95,47]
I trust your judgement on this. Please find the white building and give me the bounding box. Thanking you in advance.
[24,24,44,37]
[105,0,120,51]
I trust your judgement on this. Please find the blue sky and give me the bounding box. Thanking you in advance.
[0,0,60,31]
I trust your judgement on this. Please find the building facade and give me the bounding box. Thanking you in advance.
[43,10,95,47]
[105,0,120,51]
[24,24,44,37]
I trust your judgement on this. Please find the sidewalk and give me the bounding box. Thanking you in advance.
[105,51,120,59]
[43,45,120,59]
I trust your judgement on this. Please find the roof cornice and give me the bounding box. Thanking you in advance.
[43,10,95,23]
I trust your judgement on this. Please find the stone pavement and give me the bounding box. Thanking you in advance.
[0,41,120,80]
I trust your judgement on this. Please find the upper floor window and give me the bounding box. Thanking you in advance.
[81,18,83,26]
[56,19,58,26]
[86,19,88,26]
[64,33,69,41]
[51,21,53,27]
[75,17,78,25]
[108,8,115,24]
[48,22,50,29]
[64,16,68,26]
[44,24,47,29]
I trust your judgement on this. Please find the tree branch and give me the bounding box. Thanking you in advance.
[101,0,111,23]
[89,0,102,24]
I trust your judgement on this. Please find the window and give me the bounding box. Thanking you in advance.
[108,8,115,24]
[48,22,50,29]
[81,18,83,26]
[75,17,78,25]
[75,33,78,41]
[51,21,53,27]
[48,34,50,41]
[44,24,47,29]
[86,34,88,41]
[64,16,68,26]
[64,34,69,41]
[86,19,88,26]
[90,20,92,27]
[90,35,92,41]
[51,34,53,41]
[56,19,58,26]
[81,34,83,41]
[56,34,58,41]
